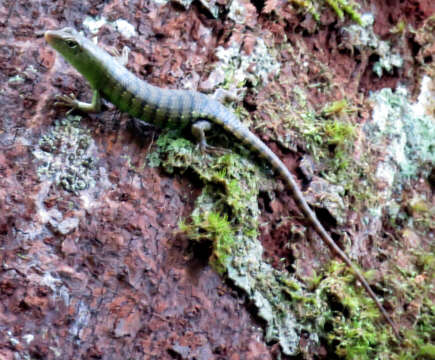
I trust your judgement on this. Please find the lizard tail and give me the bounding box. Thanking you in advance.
[224,121,401,339]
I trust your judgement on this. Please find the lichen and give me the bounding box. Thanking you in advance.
[8,74,25,84]
[342,14,403,77]
[83,16,137,39]
[227,0,253,24]
[33,115,97,193]
[203,37,280,100]
[364,84,435,223]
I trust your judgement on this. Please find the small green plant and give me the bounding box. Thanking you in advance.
[324,119,356,146]
[289,0,363,25]
[314,261,393,360]
[322,99,349,117]
[181,212,236,274]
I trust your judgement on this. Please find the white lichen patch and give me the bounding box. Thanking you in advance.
[8,74,25,84]
[112,19,137,39]
[342,13,403,77]
[203,37,280,99]
[364,82,435,217]
[83,16,137,39]
[305,177,347,225]
[34,115,98,193]
[414,75,435,118]
[150,0,170,5]
[22,334,34,344]
[227,0,250,24]
[83,16,107,34]
[226,242,301,354]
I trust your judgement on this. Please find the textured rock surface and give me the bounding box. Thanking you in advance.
[0,0,433,358]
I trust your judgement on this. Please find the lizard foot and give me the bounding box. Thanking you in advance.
[196,142,229,155]
[192,120,230,155]
[53,90,101,113]
[54,93,79,114]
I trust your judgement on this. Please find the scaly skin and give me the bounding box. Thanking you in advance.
[45,27,400,338]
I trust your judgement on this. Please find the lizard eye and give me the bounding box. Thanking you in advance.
[66,40,77,49]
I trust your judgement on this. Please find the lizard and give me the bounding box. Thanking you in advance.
[44,27,400,339]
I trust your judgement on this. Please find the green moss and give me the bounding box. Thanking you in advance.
[147,128,405,356]
[290,102,357,175]
[384,246,434,360]
[409,198,430,215]
[389,20,407,34]
[149,129,262,276]
[333,0,363,24]
[289,0,363,25]
[418,344,435,359]
[315,261,391,359]
[255,84,383,215]
[180,211,236,274]
[324,120,356,145]
[290,0,320,21]
[298,250,434,358]
[322,99,349,117]
[415,252,435,273]
[146,106,433,357]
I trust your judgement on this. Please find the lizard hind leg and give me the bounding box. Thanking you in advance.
[191,120,229,155]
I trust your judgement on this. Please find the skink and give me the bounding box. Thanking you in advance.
[45,27,399,338]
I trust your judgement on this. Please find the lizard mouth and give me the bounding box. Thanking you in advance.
[44,30,55,43]
[44,29,70,45]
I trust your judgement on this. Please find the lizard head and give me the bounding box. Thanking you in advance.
[45,27,107,88]
[45,27,85,60]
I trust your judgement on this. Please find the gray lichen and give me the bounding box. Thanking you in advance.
[364,79,435,220]
[342,14,403,77]
[227,0,251,24]
[34,115,97,193]
[83,16,137,39]
[202,37,280,100]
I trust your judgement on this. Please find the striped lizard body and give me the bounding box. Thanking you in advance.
[45,27,399,338]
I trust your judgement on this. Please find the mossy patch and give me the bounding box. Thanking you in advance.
[254,86,365,207]
[145,129,419,356]
[288,0,363,25]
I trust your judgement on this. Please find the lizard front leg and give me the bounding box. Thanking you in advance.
[54,89,101,114]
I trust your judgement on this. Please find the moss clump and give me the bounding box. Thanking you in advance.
[148,130,263,276]
[289,0,363,25]
[291,101,358,177]
[180,211,236,275]
[146,129,407,356]
[315,261,391,359]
